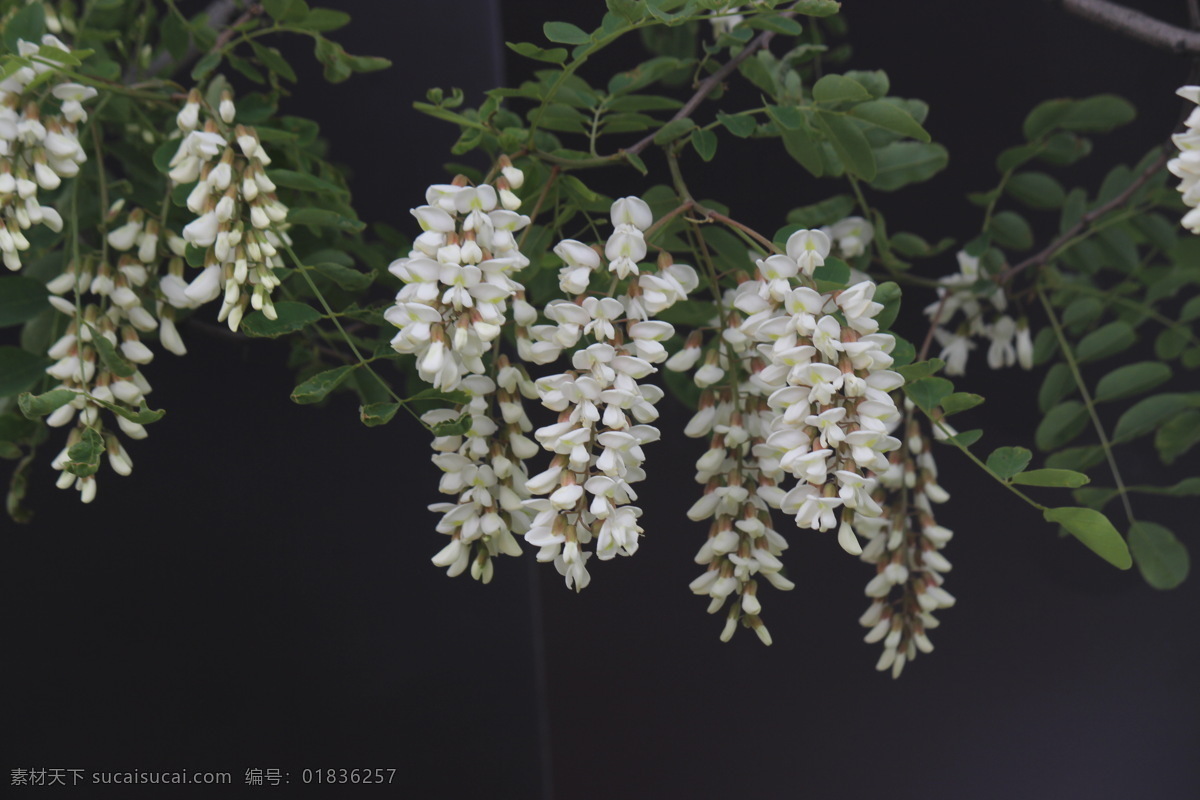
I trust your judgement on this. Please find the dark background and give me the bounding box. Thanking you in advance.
[5,1,1199,798]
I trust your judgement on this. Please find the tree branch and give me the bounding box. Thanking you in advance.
[1060,0,1200,53]
[999,147,1169,284]
[626,18,791,157]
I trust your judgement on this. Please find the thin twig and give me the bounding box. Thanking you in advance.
[625,18,791,158]
[999,147,1169,284]
[1060,0,1200,53]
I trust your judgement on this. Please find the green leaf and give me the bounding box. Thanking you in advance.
[869,142,948,191]
[606,0,644,23]
[874,281,901,330]
[1155,408,1200,465]
[1112,393,1191,444]
[267,168,347,195]
[359,401,401,427]
[286,207,366,233]
[240,301,322,338]
[986,446,1033,480]
[265,0,311,20]
[0,277,49,327]
[87,329,136,379]
[895,358,945,382]
[781,127,826,177]
[691,129,718,162]
[543,21,591,44]
[87,395,165,425]
[506,41,568,64]
[0,347,51,398]
[791,0,841,16]
[250,42,297,82]
[653,117,696,145]
[1094,361,1172,403]
[1006,171,1066,209]
[160,11,190,59]
[1036,400,1088,451]
[904,376,954,413]
[1155,328,1188,361]
[1043,506,1132,569]
[1074,320,1135,364]
[1061,296,1103,331]
[1011,469,1091,488]
[431,414,471,437]
[1129,521,1189,589]
[656,301,717,326]
[812,74,871,105]
[1023,99,1073,141]
[190,52,221,82]
[848,100,930,142]
[716,111,756,138]
[293,8,352,31]
[812,257,851,290]
[1131,477,1200,496]
[1074,487,1118,510]
[17,388,75,419]
[786,195,856,229]
[64,426,103,478]
[1046,445,1106,472]
[1038,362,1076,414]
[1059,94,1136,133]
[766,104,805,130]
[815,110,875,180]
[291,365,355,404]
[988,211,1033,251]
[3,2,45,53]
[943,429,983,447]
[941,392,984,415]
[744,14,804,35]
[311,262,371,292]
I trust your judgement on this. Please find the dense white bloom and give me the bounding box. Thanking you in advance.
[1171,85,1200,232]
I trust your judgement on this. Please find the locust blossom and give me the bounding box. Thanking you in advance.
[859,405,955,678]
[1170,85,1200,232]
[523,199,693,591]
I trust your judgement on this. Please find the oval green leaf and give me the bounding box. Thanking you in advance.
[1043,506,1132,569]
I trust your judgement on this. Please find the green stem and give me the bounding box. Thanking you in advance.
[1037,285,1135,524]
[927,413,1046,510]
[283,243,426,428]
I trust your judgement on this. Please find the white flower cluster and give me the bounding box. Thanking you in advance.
[0,35,95,271]
[427,357,538,583]
[386,175,530,391]
[168,89,291,331]
[522,198,696,591]
[674,228,903,643]
[1170,85,1200,233]
[925,250,1032,375]
[858,405,955,678]
[387,169,537,579]
[41,207,175,503]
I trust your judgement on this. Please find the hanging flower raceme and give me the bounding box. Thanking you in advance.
[520,196,696,591]
[387,166,536,580]
[858,404,955,678]
[924,249,1032,375]
[167,88,291,331]
[0,34,94,271]
[426,358,539,583]
[386,174,530,392]
[671,227,904,643]
[1170,85,1200,233]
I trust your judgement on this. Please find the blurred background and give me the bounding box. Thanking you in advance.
[5,1,1199,797]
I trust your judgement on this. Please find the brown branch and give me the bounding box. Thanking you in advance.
[625,16,792,157]
[1060,0,1200,53]
[999,147,1170,284]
